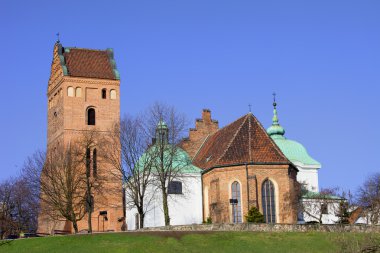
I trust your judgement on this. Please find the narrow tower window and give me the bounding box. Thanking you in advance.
[93,148,97,177]
[102,89,107,99]
[86,148,91,178]
[110,89,116,100]
[87,108,96,125]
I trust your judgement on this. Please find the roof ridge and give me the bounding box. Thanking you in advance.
[65,47,111,52]
[192,134,211,162]
[252,114,291,163]
[216,114,249,164]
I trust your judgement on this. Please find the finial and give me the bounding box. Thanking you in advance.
[248,104,252,113]
[266,92,285,138]
[272,92,279,125]
[56,32,60,43]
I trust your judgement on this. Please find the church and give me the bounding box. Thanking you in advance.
[39,42,324,233]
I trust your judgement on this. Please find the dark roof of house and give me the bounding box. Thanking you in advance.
[192,113,290,169]
[57,43,120,80]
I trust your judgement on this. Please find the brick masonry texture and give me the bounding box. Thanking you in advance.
[180,109,219,159]
[202,165,299,224]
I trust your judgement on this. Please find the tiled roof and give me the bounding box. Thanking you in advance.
[61,46,118,80]
[193,113,290,169]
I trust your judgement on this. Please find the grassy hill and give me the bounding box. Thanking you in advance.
[0,231,378,253]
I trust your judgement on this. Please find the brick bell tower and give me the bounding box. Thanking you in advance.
[38,40,124,233]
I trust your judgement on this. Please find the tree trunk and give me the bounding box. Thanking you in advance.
[139,212,144,229]
[162,189,170,226]
[72,220,79,234]
[138,198,144,229]
[88,209,92,233]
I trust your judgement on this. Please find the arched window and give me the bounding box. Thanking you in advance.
[67,86,74,97]
[231,181,242,223]
[262,180,276,223]
[102,89,107,99]
[110,89,116,100]
[75,87,82,97]
[93,148,97,177]
[87,108,95,125]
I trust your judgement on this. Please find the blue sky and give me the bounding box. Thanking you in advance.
[0,0,379,192]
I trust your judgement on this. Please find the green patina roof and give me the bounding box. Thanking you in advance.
[137,131,202,173]
[302,191,342,200]
[266,100,321,167]
[137,145,201,174]
[157,120,168,129]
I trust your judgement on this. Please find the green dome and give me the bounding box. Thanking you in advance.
[137,145,201,174]
[266,100,321,167]
[272,138,321,166]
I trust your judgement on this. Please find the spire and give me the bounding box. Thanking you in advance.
[272,92,279,125]
[267,92,285,139]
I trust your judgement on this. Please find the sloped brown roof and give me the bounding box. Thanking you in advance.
[63,48,117,80]
[348,207,364,224]
[193,113,290,169]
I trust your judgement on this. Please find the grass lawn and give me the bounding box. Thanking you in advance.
[0,231,378,253]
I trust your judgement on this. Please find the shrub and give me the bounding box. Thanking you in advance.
[245,207,265,223]
[203,217,212,224]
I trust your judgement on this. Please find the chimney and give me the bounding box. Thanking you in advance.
[202,109,211,122]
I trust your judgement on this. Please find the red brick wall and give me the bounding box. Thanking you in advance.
[181,109,219,158]
[202,164,299,224]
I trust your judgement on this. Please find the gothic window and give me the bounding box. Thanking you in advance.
[262,179,276,223]
[93,148,97,177]
[168,181,182,194]
[75,87,82,97]
[102,89,107,99]
[110,89,116,100]
[67,86,74,97]
[231,181,242,223]
[87,108,95,125]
